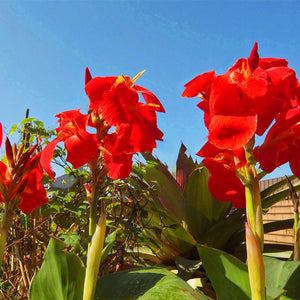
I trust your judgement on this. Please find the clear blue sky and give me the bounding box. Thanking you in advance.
[0,1,299,179]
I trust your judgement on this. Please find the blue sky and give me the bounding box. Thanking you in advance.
[0,1,299,178]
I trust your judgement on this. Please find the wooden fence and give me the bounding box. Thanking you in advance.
[260,176,298,246]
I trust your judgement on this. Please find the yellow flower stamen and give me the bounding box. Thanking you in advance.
[115,70,146,88]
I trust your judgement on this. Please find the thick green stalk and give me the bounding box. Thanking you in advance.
[244,138,265,299]
[0,207,13,268]
[245,174,266,300]
[294,211,299,261]
[245,167,264,250]
[246,222,266,300]
[83,213,106,300]
[89,187,98,243]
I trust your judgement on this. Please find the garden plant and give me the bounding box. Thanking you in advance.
[0,42,300,299]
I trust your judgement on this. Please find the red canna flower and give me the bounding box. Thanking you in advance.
[17,164,48,214]
[42,69,164,181]
[182,42,298,150]
[0,124,48,214]
[41,109,99,179]
[198,142,247,208]
[253,107,300,178]
[85,69,164,154]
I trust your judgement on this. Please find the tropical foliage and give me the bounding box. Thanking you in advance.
[0,43,300,299]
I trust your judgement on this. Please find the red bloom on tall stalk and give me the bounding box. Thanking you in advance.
[183,42,298,150]
[182,42,300,207]
[0,124,48,214]
[41,69,164,180]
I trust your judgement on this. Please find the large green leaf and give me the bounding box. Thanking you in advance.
[261,176,297,199]
[141,206,197,263]
[199,209,245,249]
[264,256,300,299]
[29,238,85,300]
[142,152,185,221]
[196,244,251,300]
[95,266,211,299]
[183,166,232,238]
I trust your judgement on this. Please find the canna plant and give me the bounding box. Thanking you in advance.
[28,68,210,300]
[182,42,300,299]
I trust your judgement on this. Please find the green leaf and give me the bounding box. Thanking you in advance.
[33,120,44,126]
[95,266,211,299]
[175,256,202,281]
[196,244,251,300]
[183,166,231,238]
[264,256,300,299]
[101,228,120,262]
[20,117,36,124]
[262,179,300,209]
[8,124,18,135]
[29,238,85,300]
[199,209,245,249]
[261,176,297,199]
[142,152,185,221]
[58,232,81,251]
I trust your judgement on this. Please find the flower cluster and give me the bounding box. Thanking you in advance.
[182,42,300,208]
[0,123,48,214]
[41,69,164,180]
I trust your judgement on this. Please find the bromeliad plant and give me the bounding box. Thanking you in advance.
[182,42,300,299]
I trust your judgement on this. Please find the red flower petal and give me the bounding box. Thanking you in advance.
[104,152,133,180]
[182,70,215,97]
[64,130,98,169]
[41,137,62,179]
[208,114,257,150]
[18,167,48,214]
[254,107,300,177]
[248,42,259,72]
[85,67,93,85]
[203,158,245,208]
[84,76,117,112]
[134,85,165,112]
[259,58,288,69]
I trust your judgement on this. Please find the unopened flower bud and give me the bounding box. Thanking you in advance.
[5,137,15,170]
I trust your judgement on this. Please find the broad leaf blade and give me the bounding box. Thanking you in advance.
[196,244,251,300]
[264,256,300,299]
[183,166,231,238]
[260,176,297,199]
[142,152,185,221]
[95,266,211,299]
[199,209,245,249]
[29,238,85,300]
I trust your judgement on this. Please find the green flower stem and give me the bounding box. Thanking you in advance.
[244,138,264,250]
[244,138,265,300]
[88,187,98,245]
[83,212,106,300]
[0,206,13,268]
[245,167,264,250]
[246,222,266,300]
[294,211,299,261]
[245,172,266,300]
